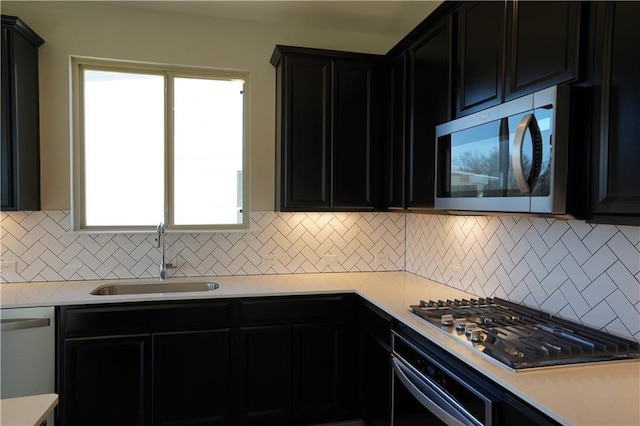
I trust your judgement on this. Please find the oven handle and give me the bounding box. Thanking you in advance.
[512,113,543,195]
[392,356,480,426]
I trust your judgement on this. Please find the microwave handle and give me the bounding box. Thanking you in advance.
[512,113,543,194]
[392,356,476,426]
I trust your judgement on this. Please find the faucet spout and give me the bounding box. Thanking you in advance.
[156,222,166,280]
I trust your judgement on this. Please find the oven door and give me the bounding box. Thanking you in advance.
[391,355,480,426]
[391,329,500,426]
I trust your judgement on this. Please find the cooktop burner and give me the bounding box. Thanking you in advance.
[410,297,640,371]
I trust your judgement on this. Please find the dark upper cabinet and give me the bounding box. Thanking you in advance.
[589,2,640,221]
[386,14,452,209]
[272,45,382,211]
[1,15,44,211]
[505,1,583,100]
[456,1,505,117]
[455,1,583,117]
[406,17,452,208]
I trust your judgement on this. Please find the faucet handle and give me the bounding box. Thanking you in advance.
[155,222,164,248]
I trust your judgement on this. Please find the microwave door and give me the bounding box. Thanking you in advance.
[436,116,530,213]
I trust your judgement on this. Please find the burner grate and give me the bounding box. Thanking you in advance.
[410,297,640,370]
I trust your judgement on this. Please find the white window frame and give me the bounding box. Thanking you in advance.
[70,56,251,233]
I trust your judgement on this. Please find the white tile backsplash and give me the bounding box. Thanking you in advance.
[2,209,639,342]
[0,211,405,283]
[406,213,640,342]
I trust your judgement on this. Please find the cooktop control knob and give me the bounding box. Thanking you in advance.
[464,323,477,335]
[454,318,468,330]
[441,314,454,326]
[469,328,486,343]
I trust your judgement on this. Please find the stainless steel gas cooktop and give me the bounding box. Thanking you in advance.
[410,297,640,371]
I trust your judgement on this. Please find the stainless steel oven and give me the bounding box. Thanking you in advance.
[391,329,501,426]
[435,86,570,214]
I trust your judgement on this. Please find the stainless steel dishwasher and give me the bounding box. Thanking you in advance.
[1,306,56,425]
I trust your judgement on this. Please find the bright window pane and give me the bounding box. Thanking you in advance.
[173,77,244,225]
[83,70,164,226]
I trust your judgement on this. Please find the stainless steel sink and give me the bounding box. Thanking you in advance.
[90,281,220,296]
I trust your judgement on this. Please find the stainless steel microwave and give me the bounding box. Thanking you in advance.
[435,86,570,214]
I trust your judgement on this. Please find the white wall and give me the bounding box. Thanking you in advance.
[1,1,400,211]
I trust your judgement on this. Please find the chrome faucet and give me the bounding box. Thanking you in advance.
[156,222,167,280]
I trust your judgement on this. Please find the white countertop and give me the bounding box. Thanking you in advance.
[1,272,639,425]
[0,393,58,426]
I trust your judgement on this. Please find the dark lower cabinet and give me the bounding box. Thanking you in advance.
[358,301,393,426]
[61,335,150,426]
[502,393,560,426]
[294,323,343,413]
[58,301,233,426]
[238,326,292,423]
[238,295,356,425]
[58,296,357,426]
[153,330,232,425]
[590,1,640,222]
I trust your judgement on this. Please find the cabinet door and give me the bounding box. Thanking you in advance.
[1,28,12,209]
[0,18,42,211]
[153,330,232,426]
[332,60,376,209]
[456,1,505,117]
[281,55,332,210]
[505,1,582,100]
[358,301,392,425]
[387,53,407,208]
[358,330,391,426]
[60,335,150,426]
[407,17,452,207]
[293,323,353,422]
[591,2,640,218]
[238,325,292,424]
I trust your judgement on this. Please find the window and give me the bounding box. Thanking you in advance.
[71,57,250,232]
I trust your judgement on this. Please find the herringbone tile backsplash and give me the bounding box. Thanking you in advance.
[406,213,640,341]
[0,211,405,282]
[1,210,639,341]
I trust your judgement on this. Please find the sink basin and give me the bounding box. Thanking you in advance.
[90,281,220,296]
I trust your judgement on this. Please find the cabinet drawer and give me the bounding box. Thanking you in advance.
[59,301,232,338]
[240,295,348,325]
